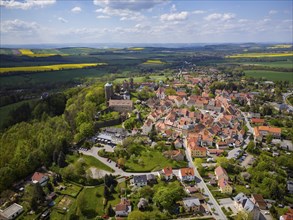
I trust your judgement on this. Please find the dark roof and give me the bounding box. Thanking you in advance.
[133,175,147,183]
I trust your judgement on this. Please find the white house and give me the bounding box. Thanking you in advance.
[115,198,131,217]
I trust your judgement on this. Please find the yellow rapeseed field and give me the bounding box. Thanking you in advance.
[226,52,293,58]
[18,49,66,57]
[128,47,144,51]
[142,59,166,65]
[0,63,107,74]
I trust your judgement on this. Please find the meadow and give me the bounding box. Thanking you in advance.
[237,60,293,69]
[244,70,293,82]
[226,52,293,58]
[0,63,106,74]
[113,75,167,84]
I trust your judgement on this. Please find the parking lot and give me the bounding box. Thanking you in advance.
[218,198,238,214]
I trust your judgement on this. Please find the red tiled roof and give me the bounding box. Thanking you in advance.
[215,166,228,178]
[251,118,265,123]
[32,172,46,182]
[163,167,173,176]
[180,168,195,177]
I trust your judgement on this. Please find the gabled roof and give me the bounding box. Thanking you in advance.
[163,167,173,176]
[31,172,47,182]
[215,166,228,178]
[218,178,231,189]
[182,197,200,207]
[180,168,195,177]
[133,175,147,183]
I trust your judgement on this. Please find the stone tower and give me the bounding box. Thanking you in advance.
[104,82,113,101]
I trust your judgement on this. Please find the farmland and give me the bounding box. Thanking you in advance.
[244,70,293,82]
[0,63,106,74]
[236,60,293,69]
[113,75,167,84]
[142,59,166,65]
[226,52,293,58]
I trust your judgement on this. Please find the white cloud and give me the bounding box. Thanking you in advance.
[58,17,68,23]
[0,19,39,33]
[205,13,235,21]
[97,15,110,19]
[93,0,167,11]
[0,0,56,10]
[96,7,144,21]
[160,11,188,22]
[192,10,205,14]
[71,6,81,13]
[269,10,278,15]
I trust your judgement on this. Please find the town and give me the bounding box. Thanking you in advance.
[1,66,292,220]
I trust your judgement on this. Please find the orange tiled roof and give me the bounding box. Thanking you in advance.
[180,168,195,177]
[163,167,173,176]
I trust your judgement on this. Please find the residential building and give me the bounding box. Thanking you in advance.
[254,126,281,141]
[163,150,184,161]
[280,208,293,220]
[218,178,233,194]
[131,175,147,187]
[115,198,131,217]
[215,166,229,181]
[159,167,173,181]
[109,99,133,113]
[234,193,260,220]
[178,168,195,182]
[31,172,49,186]
[251,194,267,210]
[0,203,23,220]
[181,198,204,213]
[189,145,207,158]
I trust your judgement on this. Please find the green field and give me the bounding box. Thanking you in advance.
[0,63,106,74]
[238,60,293,69]
[0,68,106,89]
[0,99,37,128]
[113,75,166,84]
[244,70,293,82]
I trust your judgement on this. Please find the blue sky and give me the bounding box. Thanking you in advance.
[0,0,292,44]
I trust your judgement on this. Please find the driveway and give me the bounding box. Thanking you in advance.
[218,198,238,215]
[241,154,254,168]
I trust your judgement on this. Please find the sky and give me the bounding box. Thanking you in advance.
[0,0,292,45]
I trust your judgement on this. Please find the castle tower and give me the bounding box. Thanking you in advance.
[104,82,113,101]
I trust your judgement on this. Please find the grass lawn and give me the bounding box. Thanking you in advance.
[233,185,252,195]
[125,150,188,172]
[244,70,293,82]
[66,153,114,173]
[58,182,83,197]
[51,184,121,219]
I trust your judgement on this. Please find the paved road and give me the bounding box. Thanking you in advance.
[283,92,293,111]
[183,145,227,220]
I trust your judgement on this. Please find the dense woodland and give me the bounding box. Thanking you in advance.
[0,83,105,192]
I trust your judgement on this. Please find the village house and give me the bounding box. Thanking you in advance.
[158,167,173,181]
[142,119,153,135]
[181,198,204,213]
[218,178,233,194]
[163,150,184,161]
[31,172,49,186]
[189,145,207,158]
[250,118,265,125]
[280,208,293,220]
[174,138,183,149]
[0,203,23,220]
[178,168,195,182]
[251,194,267,210]
[215,166,229,181]
[234,193,260,220]
[156,87,166,100]
[185,186,199,194]
[115,198,132,217]
[131,175,147,187]
[254,126,281,141]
